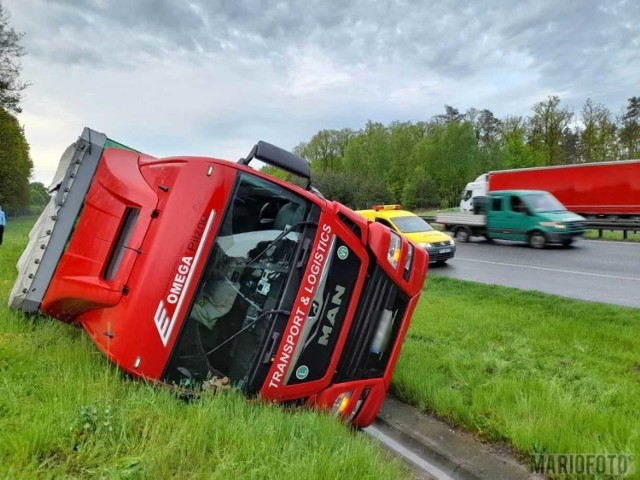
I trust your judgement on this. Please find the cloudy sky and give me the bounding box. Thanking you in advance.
[4,0,639,184]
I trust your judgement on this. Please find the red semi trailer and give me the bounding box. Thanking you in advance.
[9,128,428,428]
[460,160,640,220]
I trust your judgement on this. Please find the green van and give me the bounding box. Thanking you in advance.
[436,190,586,248]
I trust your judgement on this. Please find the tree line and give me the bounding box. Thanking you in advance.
[274,96,640,210]
[0,1,35,216]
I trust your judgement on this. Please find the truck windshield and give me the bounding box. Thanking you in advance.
[391,216,434,233]
[524,193,566,213]
[164,172,313,390]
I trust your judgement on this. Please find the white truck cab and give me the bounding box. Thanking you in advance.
[460,174,488,212]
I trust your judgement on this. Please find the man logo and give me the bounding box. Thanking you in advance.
[318,285,345,346]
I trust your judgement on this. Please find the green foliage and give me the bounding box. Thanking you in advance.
[29,181,48,209]
[349,172,393,209]
[400,168,438,210]
[293,128,354,173]
[261,97,637,212]
[528,96,574,166]
[499,116,545,169]
[311,170,356,205]
[284,97,636,212]
[0,107,32,213]
[259,164,290,181]
[412,121,480,208]
[342,121,391,176]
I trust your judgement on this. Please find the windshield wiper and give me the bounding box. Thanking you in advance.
[246,220,318,267]
[205,309,291,356]
[222,276,262,312]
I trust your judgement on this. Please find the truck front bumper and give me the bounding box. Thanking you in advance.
[545,231,585,244]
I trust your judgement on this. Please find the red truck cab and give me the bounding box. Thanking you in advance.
[10,129,428,427]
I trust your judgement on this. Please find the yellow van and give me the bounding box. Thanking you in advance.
[357,205,456,264]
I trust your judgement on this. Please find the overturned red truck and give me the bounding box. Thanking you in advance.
[9,128,427,427]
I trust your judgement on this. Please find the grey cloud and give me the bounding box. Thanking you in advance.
[492,0,640,90]
[9,0,637,93]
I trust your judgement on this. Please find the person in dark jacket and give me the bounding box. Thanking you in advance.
[0,205,6,245]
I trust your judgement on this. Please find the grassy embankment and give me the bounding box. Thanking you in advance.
[394,275,640,475]
[4,216,639,478]
[0,217,406,479]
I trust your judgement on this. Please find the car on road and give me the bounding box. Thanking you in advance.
[357,205,456,264]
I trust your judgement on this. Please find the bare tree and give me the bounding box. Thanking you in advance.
[0,1,28,113]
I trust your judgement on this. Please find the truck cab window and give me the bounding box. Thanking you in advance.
[492,197,502,211]
[510,196,529,214]
[165,172,312,389]
[463,190,472,201]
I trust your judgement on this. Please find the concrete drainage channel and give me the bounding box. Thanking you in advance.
[364,396,543,480]
[365,422,451,480]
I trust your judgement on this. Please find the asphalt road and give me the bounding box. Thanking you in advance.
[428,237,640,308]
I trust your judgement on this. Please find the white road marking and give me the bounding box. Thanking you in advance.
[454,257,640,282]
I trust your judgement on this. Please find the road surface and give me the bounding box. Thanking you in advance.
[429,238,640,308]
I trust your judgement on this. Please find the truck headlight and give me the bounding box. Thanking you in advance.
[403,243,414,280]
[418,242,432,249]
[387,232,402,269]
[332,392,353,416]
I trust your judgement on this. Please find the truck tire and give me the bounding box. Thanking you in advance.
[528,231,547,249]
[455,226,471,243]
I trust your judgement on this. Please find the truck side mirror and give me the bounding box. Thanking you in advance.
[239,141,311,189]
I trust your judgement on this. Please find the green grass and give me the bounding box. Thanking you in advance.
[394,276,640,477]
[585,229,640,242]
[7,215,640,478]
[0,217,407,479]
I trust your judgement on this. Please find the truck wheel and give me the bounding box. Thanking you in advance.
[455,227,471,243]
[529,231,547,249]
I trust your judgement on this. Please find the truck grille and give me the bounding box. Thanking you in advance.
[334,266,407,382]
